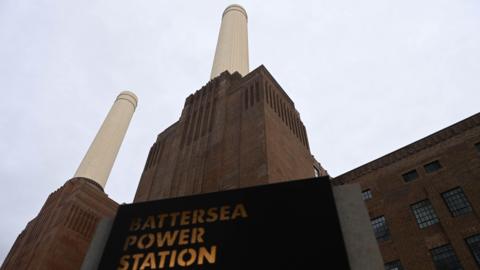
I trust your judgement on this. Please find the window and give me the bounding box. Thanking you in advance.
[402,169,419,182]
[313,167,320,177]
[411,200,439,228]
[442,187,472,217]
[466,234,480,266]
[384,260,403,270]
[424,160,442,173]
[475,142,480,153]
[362,189,372,200]
[371,216,390,241]
[430,244,463,270]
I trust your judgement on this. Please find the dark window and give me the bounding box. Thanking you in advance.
[402,169,419,182]
[371,216,390,241]
[442,187,472,217]
[411,200,439,228]
[430,244,463,270]
[384,260,403,270]
[362,189,372,200]
[424,160,442,173]
[466,234,480,267]
[475,142,480,153]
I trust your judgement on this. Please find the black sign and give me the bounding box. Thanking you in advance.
[99,177,350,269]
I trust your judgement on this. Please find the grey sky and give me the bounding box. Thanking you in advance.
[0,0,479,263]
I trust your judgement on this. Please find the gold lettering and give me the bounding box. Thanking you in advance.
[117,255,130,270]
[130,218,142,231]
[178,229,190,245]
[123,235,137,251]
[156,230,179,247]
[220,205,231,221]
[139,252,156,270]
[206,208,218,222]
[198,245,217,265]
[137,233,155,249]
[157,251,169,268]
[232,203,248,219]
[177,248,196,267]
[131,253,144,270]
[169,250,177,267]
[141,216,156,230]
[192,209,205,224]
[180,211,191,226]
[169,212,180,226]
[192,227,205,244]
[157,214,168,229]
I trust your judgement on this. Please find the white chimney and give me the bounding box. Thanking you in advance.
[74,91,137,189]
[210,4,249,79]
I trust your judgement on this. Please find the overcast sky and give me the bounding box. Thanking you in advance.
[1,0,479,263]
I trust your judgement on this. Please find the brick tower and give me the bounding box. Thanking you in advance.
[1,178,117,269]
[134,5,325,202]
[1,91,137,270]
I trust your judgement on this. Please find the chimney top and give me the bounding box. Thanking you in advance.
[116,91,138,109]
[223,4,248,20]
[210,4,249,79]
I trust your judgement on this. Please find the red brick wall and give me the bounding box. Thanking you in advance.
[335,114,480,269]
[134,66,321,202]
[1,178,118,270]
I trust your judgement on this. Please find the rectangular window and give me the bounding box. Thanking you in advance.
[466,234,480,267]
[475,142,480,153]
[430,244,463,270]
[442,187,472,217]
[411,200,439,228]
[362,189,372,200]
[384,260,403,270]
[371,216,390,241]
[424,160,442,173]
[402,169,419,182]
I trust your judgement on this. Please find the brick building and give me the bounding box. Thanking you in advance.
[0,178,117,269]
[1,92,136,270]
[334,113,480,269]
[2,3,478,269]
[134,66,326,202]
[1,5,329,269]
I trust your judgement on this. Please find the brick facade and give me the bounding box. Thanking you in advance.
[134,66,326,202]
[1,178,118,270]
[1,66,326,270]
[4,64,478,269]
[334,113,480,269]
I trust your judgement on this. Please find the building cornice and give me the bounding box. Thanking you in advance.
[333,112,480,185]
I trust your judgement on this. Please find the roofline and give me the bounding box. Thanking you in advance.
[333,112,480,185]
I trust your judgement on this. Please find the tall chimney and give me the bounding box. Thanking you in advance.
[74,91,138,189]
[210,4,249,79]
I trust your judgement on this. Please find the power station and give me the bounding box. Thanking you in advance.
[2,4,479,270]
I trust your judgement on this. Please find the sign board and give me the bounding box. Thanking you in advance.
[98,177,350,269]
